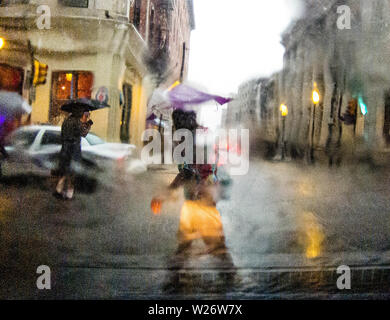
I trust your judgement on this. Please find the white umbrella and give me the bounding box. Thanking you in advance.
[146,88,171,119]
[0,91,32,117]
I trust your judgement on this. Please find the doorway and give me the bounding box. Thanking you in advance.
[384,91,390,146]
[120,84,132,143]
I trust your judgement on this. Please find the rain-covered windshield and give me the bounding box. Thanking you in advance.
[0,0,390,304]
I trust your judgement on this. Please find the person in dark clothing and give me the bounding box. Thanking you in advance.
[55,109,93,200]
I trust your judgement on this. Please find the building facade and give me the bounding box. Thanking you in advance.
[277,0,390,163]
[0,0,194,147]
[225,76,280,157]
[137,0,194,89]
[225,78,263,129]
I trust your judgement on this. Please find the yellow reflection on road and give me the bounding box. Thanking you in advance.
[298,181,313,197]
[298,211,325,259]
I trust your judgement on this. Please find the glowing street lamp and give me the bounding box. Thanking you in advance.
[280,104,288,160]
[280,104,288,117]
[310,85,320,163]
[312,89,320,104]
[0,37,5,50]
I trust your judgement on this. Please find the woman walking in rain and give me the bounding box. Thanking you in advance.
[54,108,93,200]
[151,109,236,291]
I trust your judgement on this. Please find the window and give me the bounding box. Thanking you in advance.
[0,0,29,6]
[133,0,141,31]
[0,64,24,94]
[85,133,105,146]
[6,130,39,147]
[41,130,62,146]
[50,71,93,122]
[120,84,132,143]
[149,6,155,47]
[58,0,89,8]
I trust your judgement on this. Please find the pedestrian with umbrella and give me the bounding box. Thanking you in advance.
[0,91,32,177]
[149,84,236,291]
[54,99,109,200]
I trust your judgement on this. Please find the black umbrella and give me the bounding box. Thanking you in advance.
[61,99,110,113]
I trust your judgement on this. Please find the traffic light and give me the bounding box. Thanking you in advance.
[32,59,48,86]
[280,104,288,117]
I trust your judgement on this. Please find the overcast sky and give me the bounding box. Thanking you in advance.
[188,0,303,96]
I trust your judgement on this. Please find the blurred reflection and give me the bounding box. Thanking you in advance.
[155,166,236,293]
[168,197,236,290]
[298,182,313,197]
[0,196,12,224]
[178,200,225,241]
[151,109,236,293]
[175,195,234,264]
[298,211,325,259]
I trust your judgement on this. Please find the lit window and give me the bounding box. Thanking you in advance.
[0,64,24,94]
[50,71,93,121]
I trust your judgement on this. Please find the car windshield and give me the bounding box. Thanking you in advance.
[6,129,39,147]
[85,133,105,146]
[41,130,62,146]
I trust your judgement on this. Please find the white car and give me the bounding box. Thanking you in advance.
[1,125,147,177]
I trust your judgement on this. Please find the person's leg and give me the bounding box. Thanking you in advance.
[172,237,192,269]
[65,175,75,199]
[203,236,237,287]
[203,236,235,268]
[197,205,236,287]
[163,236,193,293]
[56,176,66,195]
[163,202,195,292]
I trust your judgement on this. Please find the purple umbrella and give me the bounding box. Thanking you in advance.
[146,84,233,129]
[168,84,232,110]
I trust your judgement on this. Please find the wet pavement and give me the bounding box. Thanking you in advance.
[0,160,390,299]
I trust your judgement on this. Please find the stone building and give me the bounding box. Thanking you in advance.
[278,0,390,163]
[225,76,279,157]
[0,0,194,147]
[226,78,265,128]
[134,0,194,88]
